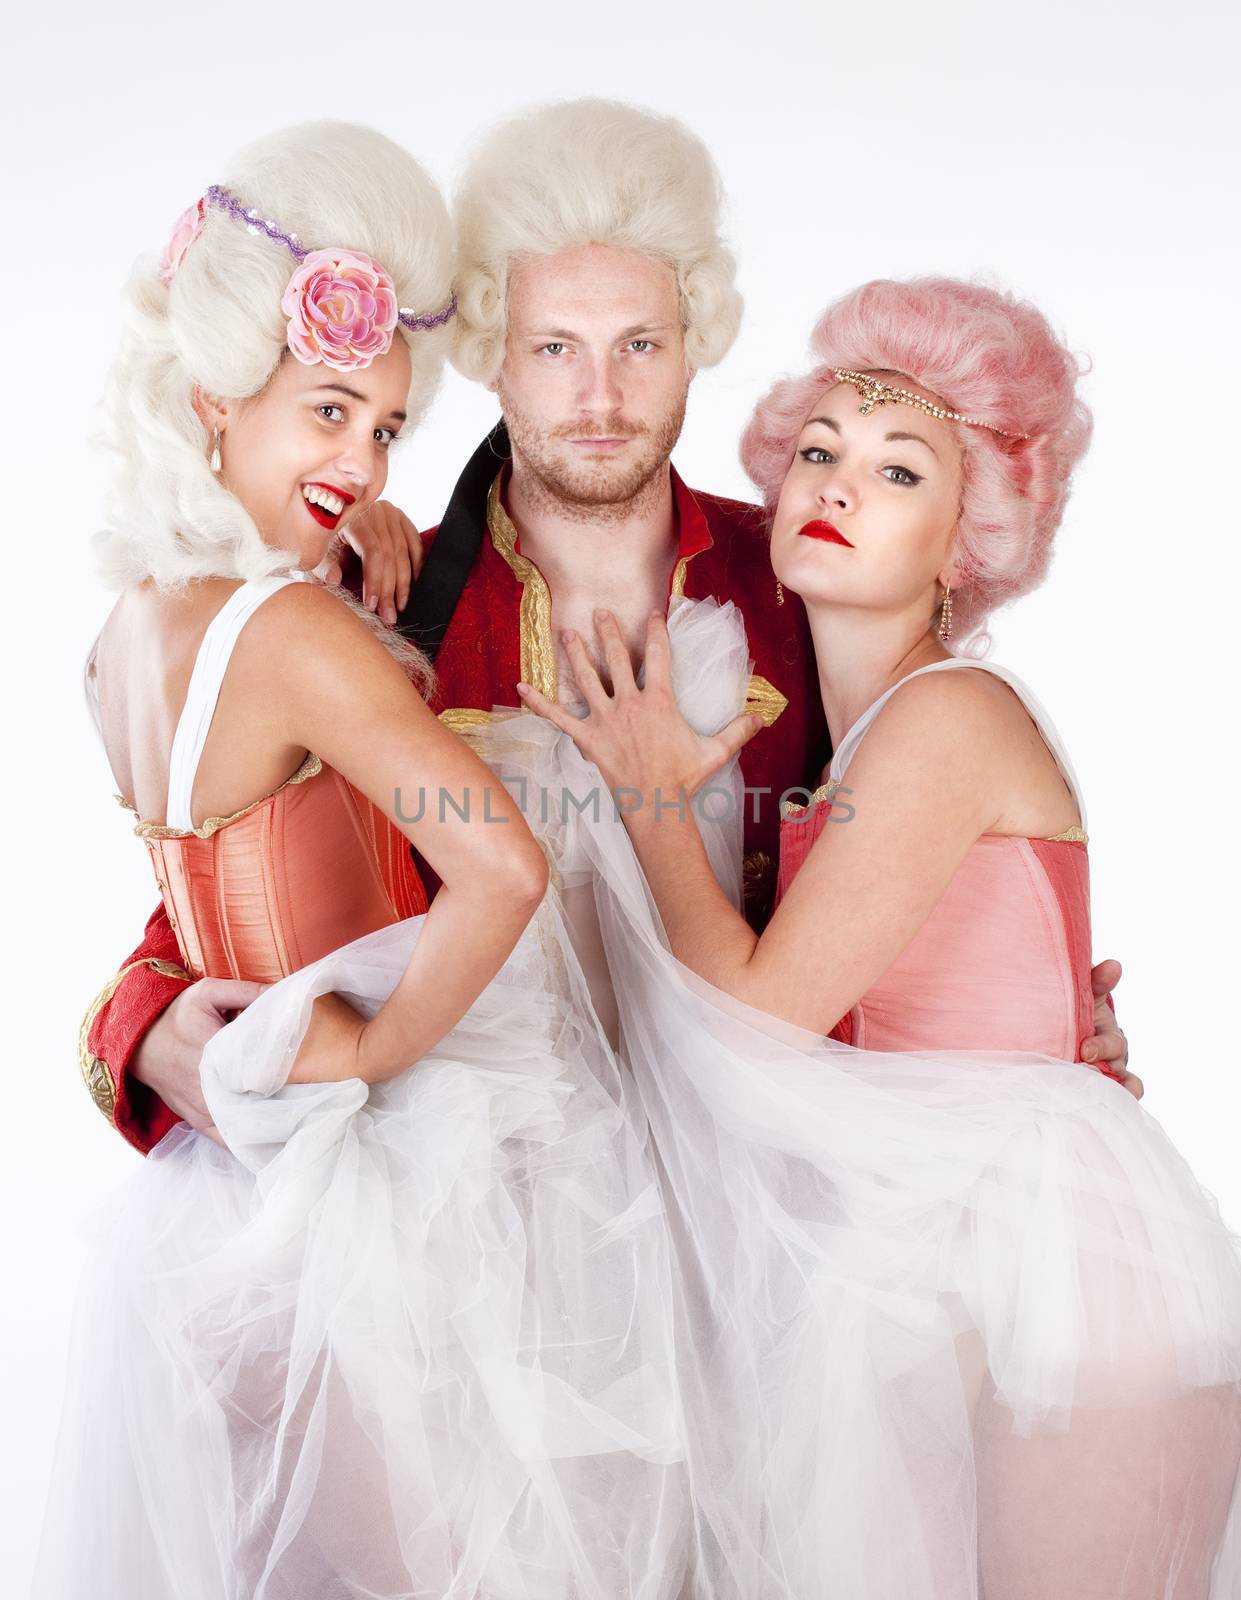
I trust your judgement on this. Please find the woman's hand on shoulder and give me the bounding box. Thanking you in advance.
[316,499,422,625]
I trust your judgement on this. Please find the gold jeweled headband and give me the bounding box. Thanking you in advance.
[831,369,1031,440]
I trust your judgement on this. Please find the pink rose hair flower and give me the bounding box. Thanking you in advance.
[158,198,205,286]
[280,249,400,372]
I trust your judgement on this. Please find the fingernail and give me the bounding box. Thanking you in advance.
[1082,1044,1097,1060]
[383,605,397,625]
[516,683,530,695]
[563,629,577,643]
[366,594,378,612]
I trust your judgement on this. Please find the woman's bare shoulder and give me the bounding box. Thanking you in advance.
[858,667,1020,766]
[234,579,401,682]
[858,666,1077,835]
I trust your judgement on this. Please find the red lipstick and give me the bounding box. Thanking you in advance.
[798,520,853,548]
[301,482,357,532]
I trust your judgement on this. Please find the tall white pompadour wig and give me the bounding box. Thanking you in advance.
[96,121,454,590]
[451,98,743,384]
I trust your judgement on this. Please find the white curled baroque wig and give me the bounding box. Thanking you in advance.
[96,121,454,590]
[451,98,743,383]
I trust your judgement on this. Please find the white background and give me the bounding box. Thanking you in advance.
[4,0,1238,1583]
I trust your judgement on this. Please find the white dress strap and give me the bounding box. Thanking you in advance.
[827,658,1087,831]
[165,575,302,831]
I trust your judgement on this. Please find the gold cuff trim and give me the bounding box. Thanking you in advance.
[487,478,558,700]
[78,957,192,1124]
[148,957,193,980]
[744,673,788,729]
[1044,825,1089,844]
[129,752,323,839]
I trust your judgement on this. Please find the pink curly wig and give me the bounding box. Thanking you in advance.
[740,278,1092,638]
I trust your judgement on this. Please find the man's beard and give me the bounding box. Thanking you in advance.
[497,383,689,524]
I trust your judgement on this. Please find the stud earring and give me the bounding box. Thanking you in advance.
[938,583,953,642]
[209,427,222,474]
[775,578,785,607]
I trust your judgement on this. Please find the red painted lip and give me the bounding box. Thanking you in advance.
[799,519,853,547]
[303,481,357,505]
[301,482,356,532]
[304,500,340,531]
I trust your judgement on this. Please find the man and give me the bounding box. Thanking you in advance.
[81,98,1133,1153]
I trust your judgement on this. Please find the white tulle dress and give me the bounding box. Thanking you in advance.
[39,582,1241,1599]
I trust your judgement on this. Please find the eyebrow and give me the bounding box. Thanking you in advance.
[525,322,677,341]
[884,429,939,459]
[804,415,939,461]
[315,382,407,425]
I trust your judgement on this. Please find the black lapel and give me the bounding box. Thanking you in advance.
[397,419,511,659]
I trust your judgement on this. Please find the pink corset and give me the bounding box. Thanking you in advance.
[124,576,427,986]
[777,658,1107,1068]
[777,803,1094,1058]
[134,755,428,984]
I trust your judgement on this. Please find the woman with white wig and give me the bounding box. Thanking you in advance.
[36,121,688,1599]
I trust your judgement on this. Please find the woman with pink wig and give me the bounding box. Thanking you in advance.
[523,277,1241,1596]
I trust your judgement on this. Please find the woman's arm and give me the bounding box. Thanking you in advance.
[521,613,1002,1036]
[246,583,548,1084]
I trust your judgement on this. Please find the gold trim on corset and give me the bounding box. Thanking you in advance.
[780,779,840,819]
[778,778,1090,846]
[487,478,557,699]
[127,752,323,840]
[78,956,192,1124]
[745,674,788,729]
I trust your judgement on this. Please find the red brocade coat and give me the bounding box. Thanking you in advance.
[81,434,827,1153]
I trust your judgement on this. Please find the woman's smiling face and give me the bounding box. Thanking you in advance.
[769,375,966,622]
[203,338,411,567]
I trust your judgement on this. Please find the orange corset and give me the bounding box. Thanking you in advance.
[134,754,428,984]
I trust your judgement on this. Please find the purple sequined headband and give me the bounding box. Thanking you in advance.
[158,185,456,373]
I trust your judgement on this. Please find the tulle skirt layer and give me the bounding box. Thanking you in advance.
[38,914,687,1599]
[39,598,1241,1598]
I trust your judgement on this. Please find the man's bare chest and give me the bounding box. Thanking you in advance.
[547,568,672,703]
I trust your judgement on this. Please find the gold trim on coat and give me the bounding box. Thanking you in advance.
[744,674,788,729]
[437,707,508,736]
[480,475,788,737]
[486,479,558,699]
